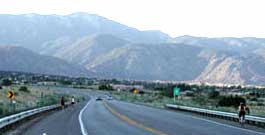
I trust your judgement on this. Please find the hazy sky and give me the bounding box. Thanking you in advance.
[0,0,265,38]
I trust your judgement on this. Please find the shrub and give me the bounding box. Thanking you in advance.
[37,95,58,107]
[218,96,246,107]
[139,91,145,95]
[0,104,3,116]
[98,84,114,91]
[185,92,195,97]
[193,96,208,105]
[257,102,264,106]
[1,79,12,86]
[160,86,175,98]
[19,86,30,93]
[250,97,258,101]
[0,103,7,116]
[208,91,220,98]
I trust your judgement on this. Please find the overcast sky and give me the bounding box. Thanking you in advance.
[0,0,264,38]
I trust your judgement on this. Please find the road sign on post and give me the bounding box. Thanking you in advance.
[173,87,180,103]
[133,89,139,94]
[7,91,15,99]
[7,90,16,112]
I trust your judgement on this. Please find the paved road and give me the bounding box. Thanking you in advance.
[22,102,85,135]
[81,99,155,135]
[23,98,154,135]
[107,101,265,135]
[19,91,265,135]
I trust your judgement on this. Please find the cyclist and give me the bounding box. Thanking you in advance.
[71,96,75,105]
[61,96,65,109]
[238,102,249,125]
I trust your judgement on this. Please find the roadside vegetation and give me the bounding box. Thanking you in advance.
[0,85,65,118]
[1,71,264,117]
[111,84,265,117]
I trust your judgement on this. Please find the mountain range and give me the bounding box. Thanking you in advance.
[0,13,265,85]
[0,46,88,77]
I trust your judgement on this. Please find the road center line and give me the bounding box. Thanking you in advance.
[124,101,265,135]
[79,99,91,135]
[103,101,168,135]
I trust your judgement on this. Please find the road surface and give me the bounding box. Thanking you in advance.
[18,91,265,135]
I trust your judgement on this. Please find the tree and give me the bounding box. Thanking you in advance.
[2,79,12,86]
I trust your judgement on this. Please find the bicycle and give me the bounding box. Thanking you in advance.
[239,115,245,126]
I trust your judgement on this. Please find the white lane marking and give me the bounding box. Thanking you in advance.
[79,99,92,135]
[178,112,265,135]
[116,101,265,135]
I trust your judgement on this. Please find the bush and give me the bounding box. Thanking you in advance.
[193,96,208,105]
[19,86,30,93]
[160,86,175,98]
[37,95,58,107]
[0,86,2,89]
[2,79,12,86]
[0,104,3,116]
[186,92,195,97]
[98,84,114,91]
[257,102,264,106]
[59,80,72,85]
[139,91,145,95]
[208,91,220,98]
[218,96,246,107]
[250,97,258,101]
[0,103,7,116]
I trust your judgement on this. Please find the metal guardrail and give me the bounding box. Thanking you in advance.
[166,104,265,126]
[0,104,60,129]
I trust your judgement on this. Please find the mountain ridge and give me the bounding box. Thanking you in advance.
[0,13,265,85]
[0,46,89,77]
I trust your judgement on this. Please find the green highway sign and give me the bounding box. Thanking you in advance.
[173,87,180,96]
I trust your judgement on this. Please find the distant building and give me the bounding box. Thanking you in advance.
[37,81,59,86]
[111,84,144,91]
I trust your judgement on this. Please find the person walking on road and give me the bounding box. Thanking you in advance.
[61,96,65,109]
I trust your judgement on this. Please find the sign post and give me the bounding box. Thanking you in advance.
[7,90,15,99]
[133,89,139,95]
[7,90,16,112]
[173,87,180,103]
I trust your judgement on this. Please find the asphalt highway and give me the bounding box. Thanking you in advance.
[17,89,265,135]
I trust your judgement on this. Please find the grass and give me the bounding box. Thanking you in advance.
[0,85,64,118]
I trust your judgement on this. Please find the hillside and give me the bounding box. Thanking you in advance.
[0,13,172,51]
[0,46,89,77]
[0,13,265,85]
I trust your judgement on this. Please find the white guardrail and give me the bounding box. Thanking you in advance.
[0,104,60,129]
[166,104,265,125]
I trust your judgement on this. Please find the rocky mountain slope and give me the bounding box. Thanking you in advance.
[0,13,172,51]
[0,13,265,85]
[41,34,265,85]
